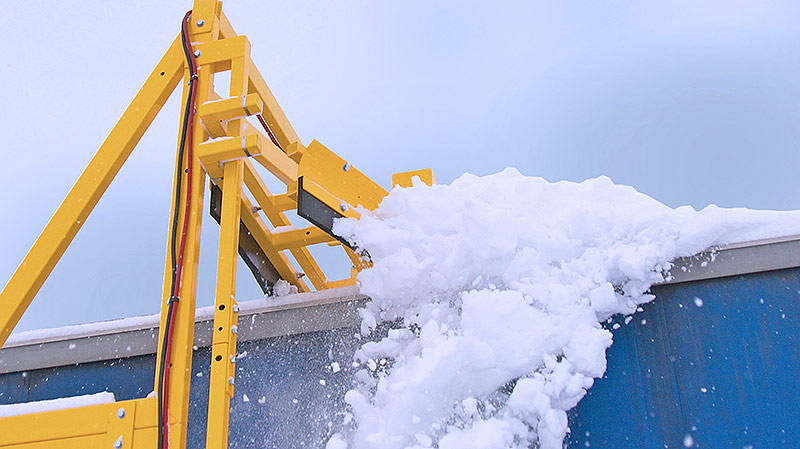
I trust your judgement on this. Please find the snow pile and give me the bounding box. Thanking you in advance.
[329,169,800,449]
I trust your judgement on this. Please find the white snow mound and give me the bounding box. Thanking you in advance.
[331,169,800,449]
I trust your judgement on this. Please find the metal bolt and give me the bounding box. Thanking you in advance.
[251,205,262,214]
[228,377,235,385]
[232,304,240,313]
[193,50,201,58]
[343,163,351,172]
[196,19,205,27]
[296,272,306,279]
[230,355,236,363]
[231,325,238,335]
[116,408,126,419]
[339,203,348,213]
[113,436,123,448]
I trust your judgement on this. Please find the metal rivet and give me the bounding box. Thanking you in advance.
[228,377,235,385]
[343,163,350,172]
[340,203,348,212]
[193,50,201,58]
[231,325,238,335]
[232,305,240,313]
[196,19,205,27]
[113,436,123,448]
[230,355,236,363]
[116,408,126,419]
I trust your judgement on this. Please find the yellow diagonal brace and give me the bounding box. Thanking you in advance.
[0,36,185,347]
[248,62,300,149]
[239,196,310,291]
[242,122,298,184]
[243,160,330,290]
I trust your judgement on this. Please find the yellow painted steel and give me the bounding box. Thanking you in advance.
[198,134,264,180]
[206,160,244,449]
[199,94,263,137]
[0,0,435,447]
[297,140,389,215]
[153,10,215,449]
[0,397,156,448]
[392,168,437,188]
[242,122,299,183]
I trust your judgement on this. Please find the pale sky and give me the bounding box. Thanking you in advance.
[3,1,800,331]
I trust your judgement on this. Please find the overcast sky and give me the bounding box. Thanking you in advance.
[3,1,800,331]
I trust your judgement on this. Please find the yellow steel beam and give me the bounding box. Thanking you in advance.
[271,227,336,251]
[243,160,330,290]
[247,63,300,150]
[392,168,437,188]
[298,140,388,213]
[193,35,248,72]
[198,134,263,180]
[0,397,156,448]
[206,160,243,449]
[269,193,296,211]
[239,195,310,291]
[189,0,221,39]
[155,3,220,447]
[218,10,237,39]
[285,141,306,163]
[198,93,263,138]
[0,36,185,347]
[242,122,299,184]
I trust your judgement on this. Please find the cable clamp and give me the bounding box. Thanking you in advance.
[167,296,180,305]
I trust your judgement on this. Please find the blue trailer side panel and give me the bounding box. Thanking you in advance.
[1,268,798,448]
[569,268,800,448]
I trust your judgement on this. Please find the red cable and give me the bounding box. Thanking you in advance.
[162,11,199,448]
[257,114,283,151]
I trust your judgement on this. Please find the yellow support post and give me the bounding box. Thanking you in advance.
[206,160,244,449]
[154,3,219,448]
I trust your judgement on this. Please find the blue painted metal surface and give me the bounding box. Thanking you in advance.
[568,268,800,449]
[1,268,798,448]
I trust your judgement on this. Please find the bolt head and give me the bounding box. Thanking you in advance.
[193,50,201,58]
[116,408,126,419]
[113,436,123,448]
[231,325,238,335]
[228,377,235,385]
[340,203,348,212]
[230,355,236,363]
[196,19,205,27]
[343,163,351,172]
[232,304,240,313]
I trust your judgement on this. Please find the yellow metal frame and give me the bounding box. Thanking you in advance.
[0,1,434,447]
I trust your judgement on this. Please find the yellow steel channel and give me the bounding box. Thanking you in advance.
[154,2,220,447]
[0,396,157,449]
[206,160,244,449]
